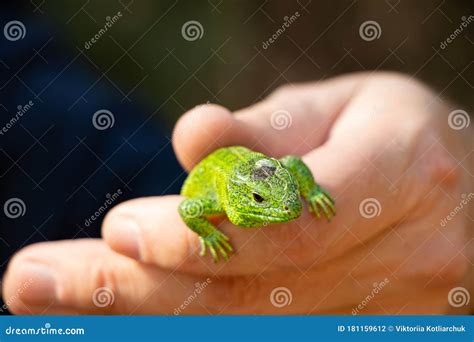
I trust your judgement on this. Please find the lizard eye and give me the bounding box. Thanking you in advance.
[252,193,265,203]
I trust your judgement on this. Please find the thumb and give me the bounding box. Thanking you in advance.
[172,73,364,171]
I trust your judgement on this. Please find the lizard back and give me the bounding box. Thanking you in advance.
[180,146,260,199]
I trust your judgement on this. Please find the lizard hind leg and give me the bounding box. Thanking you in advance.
[178,197,233,262]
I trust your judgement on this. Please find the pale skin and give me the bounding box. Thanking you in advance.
[2,72,473,314]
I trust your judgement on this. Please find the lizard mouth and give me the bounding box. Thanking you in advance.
[237,211,300,222]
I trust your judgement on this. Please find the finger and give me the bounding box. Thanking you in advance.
[2,240,214,315]
[102,195,334,275]
[173,73,366,171]
[101,201,465,315]
[104,119,419,275]
[3,238,381,315]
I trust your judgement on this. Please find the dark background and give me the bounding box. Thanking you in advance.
[0,0,472,313]
[46,0,473,122]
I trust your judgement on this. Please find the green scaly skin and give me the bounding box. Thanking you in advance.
[179,146,335,262]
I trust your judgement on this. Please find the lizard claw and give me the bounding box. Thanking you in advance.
[199,231,233,262]
[308,187,336,221]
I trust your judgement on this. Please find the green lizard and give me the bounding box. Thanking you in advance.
[179,146,335,262]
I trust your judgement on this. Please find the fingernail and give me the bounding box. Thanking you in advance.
[109,216,142,260]
[15,263,58,305]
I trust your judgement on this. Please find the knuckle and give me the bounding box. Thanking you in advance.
[269,83,314,104]
[365,72,434,103]
[421,143,460,189]
[269,83,308,101]
[87,260,120,314]
[368,71,416,88]
[403,138,461,208]
[375,71,411,83]
[271,84,294,97]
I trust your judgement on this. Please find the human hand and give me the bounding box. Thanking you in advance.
[3,72,472,314]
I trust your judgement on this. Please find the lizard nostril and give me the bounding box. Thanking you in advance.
[284,205,289,211]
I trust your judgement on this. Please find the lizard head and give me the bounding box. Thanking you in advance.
[226,157,302,227]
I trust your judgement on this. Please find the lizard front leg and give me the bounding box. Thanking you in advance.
[279,155,336,220]
[178,197,233,262]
